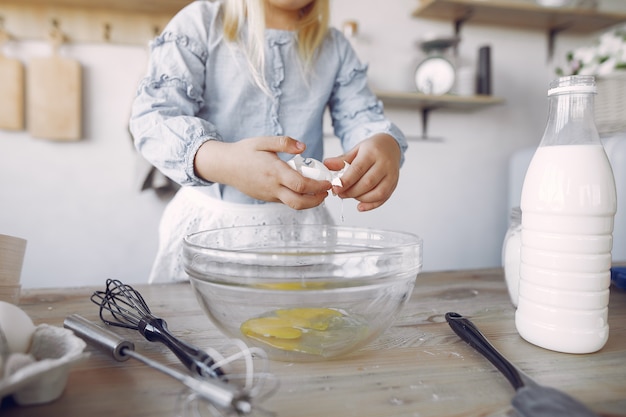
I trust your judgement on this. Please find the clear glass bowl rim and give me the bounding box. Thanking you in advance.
[183,224,423,258]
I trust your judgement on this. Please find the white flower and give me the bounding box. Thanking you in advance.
[557,24,626,76]
[573,46,595,65]
[598,33,619,55]
[597,57,617,76]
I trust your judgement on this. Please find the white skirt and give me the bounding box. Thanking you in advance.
[148,187,334,283]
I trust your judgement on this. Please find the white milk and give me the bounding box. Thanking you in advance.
[502,207,522,306]
[516,144,617,354]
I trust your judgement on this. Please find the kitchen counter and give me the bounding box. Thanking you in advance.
[2,268,625,417]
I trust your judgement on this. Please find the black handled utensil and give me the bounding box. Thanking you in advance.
[91,278,224,379]
[445,312,600,417]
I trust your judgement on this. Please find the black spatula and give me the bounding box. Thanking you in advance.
[445,312,600,417]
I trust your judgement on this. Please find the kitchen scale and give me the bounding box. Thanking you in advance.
[414,36,459,95]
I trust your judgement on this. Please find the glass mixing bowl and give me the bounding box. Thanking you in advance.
[183,225,422,361]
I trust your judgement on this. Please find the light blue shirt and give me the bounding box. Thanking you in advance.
[130,0,407,204]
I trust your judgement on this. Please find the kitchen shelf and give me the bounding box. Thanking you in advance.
[375,90,504,139]
[413,0,626,59]
[376,91,504,109]
[0,1,193,45]
[413,0,626,33]
[2,0,192,14]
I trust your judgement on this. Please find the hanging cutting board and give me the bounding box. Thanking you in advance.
[0,27,24,131]
[0,53,24,131]
[26,30,82,141]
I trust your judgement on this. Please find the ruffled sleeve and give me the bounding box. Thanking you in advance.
[129,1,221,186]
[327,30,407,164]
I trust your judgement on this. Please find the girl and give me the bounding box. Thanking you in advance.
[129,0,407,282]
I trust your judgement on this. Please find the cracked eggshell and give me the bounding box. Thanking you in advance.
[0,301,36,355]
[287,155,349,187]
[287,155,330,181]
[0,324,88,405]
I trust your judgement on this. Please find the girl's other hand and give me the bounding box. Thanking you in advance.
[323,134,401,212]
[194,136,332,209]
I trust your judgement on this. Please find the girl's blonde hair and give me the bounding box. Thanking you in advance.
[222,0,330,93]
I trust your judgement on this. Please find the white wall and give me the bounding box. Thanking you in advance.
[0,0,621,288]
[0,42,164,289]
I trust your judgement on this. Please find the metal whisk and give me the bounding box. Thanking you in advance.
[64,314,252,415]
[91,278,224,380]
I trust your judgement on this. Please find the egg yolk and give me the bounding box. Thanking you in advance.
[240,307,345,354]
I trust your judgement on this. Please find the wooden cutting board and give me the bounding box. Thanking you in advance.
[27,53,82,141]
[0,53,25,131]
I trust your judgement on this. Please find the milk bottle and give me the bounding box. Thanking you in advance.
[516,75,617,354]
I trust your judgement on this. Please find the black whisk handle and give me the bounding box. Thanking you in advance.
[139,316,224,379]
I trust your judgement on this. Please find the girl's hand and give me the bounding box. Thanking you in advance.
[324,134,402,212]
[194,136,332,210]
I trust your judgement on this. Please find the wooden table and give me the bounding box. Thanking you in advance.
[2,268,625,417]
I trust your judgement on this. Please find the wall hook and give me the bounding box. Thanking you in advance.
[103,23,111,42]
[0,17,10,46]
[48,18,68,53]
